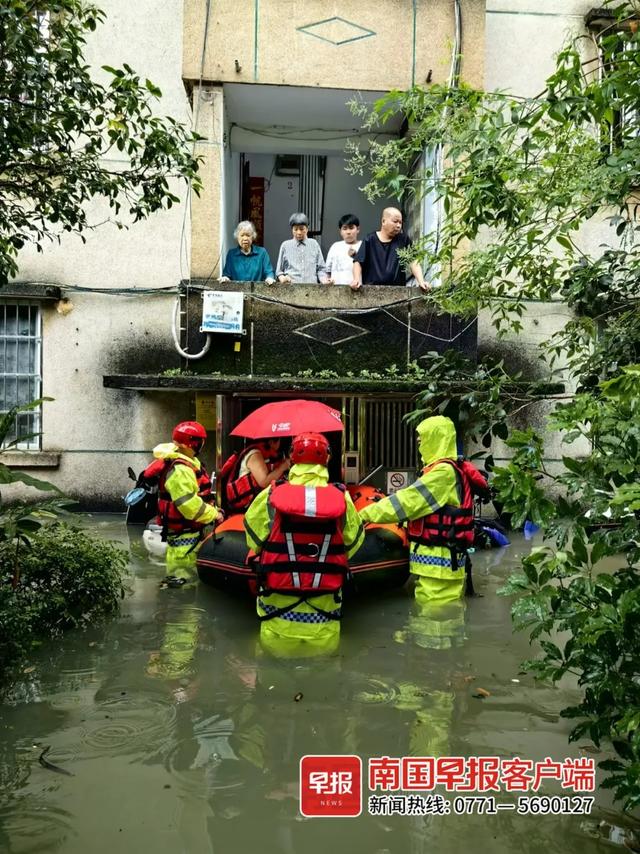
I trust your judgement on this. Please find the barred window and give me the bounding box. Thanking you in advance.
[586,9,640,155]
[0,303,42,449]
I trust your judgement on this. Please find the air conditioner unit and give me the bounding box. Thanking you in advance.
[275,154,301,176]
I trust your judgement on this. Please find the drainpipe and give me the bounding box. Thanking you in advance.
[449,0,462,89]
[433,0,463,258]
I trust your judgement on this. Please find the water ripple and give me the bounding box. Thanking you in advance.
[156,715,246,798]
[0,801,74,853]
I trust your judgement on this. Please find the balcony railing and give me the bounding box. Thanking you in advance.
[177,280,477,380]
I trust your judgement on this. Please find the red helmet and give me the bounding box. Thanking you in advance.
[172,421,207,452]
[290,432,330,466]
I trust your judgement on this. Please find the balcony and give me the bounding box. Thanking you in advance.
[104,280,476,398]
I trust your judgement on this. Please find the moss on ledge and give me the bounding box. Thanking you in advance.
[104,373,565,398]
[103,373,427,396]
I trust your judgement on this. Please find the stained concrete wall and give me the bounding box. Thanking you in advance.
[8,0,195,506]
[485,0,612,253]
[183,0,486,91]
[483,0,601,468]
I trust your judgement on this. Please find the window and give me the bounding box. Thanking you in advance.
[586,8,640,154]
[600,41,640,154]
[0,303,42,449]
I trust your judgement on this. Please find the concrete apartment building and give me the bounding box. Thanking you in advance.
[6,1,610,507]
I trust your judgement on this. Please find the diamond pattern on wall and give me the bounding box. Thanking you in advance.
[297,17,376,46]
[294,317,370,346]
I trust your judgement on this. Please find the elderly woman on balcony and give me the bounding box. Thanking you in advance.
[219,221,275,284]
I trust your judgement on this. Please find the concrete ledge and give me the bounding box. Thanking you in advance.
[103,373,566,397]
[1,283,62,301]
[2,451,62,468]
[103,373,426,396]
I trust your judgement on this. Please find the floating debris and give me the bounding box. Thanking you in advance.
[472,688,491,699]
[39,746,74,777]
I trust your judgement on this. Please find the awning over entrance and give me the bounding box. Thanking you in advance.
[102,373,426,397]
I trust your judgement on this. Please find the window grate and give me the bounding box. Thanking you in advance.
[596,36,640,153]
[0,302,42,449]
[298,155,326,235]
[362,398,417,471]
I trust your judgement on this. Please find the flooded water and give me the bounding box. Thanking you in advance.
[0,516,636,853]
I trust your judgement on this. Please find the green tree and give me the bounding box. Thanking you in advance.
[348,2,640,331]
[349,1,640,809]
[0,399,129,690]
[0,399,71,586]
[0,0,200,285]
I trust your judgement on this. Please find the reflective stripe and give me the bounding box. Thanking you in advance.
[344,520,364,550]
[312,573,322,588]
[167,533,201,547]
[411,553,452,567]
[174,490,196,507]
[318,533,331,563]
[284,530,300,587]
[258,600,340,624]
[192,500,208,521]
[389,492,408,522]
[412,479,441,512]
[285,532,296,562]
[304,486,317,517]
[244,517,265,549]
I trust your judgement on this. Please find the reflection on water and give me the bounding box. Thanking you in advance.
[0,517,633,853]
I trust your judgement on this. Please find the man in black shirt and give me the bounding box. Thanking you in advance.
[351,207,430,291]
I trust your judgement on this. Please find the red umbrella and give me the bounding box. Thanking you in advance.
[230,400,344,439]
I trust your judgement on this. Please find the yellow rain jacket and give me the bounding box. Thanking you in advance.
[244,463,364,648]
[153,442,221,574]
[359,416,465,604]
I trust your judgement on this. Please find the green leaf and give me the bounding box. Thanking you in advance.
[562,456,585,475]
[0,470,64,493]
[523,561,538,585]
[493,421,509,440]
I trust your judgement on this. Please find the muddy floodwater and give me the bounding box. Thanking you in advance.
[0,516,636,853]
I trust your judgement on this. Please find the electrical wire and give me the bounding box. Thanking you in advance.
[61,285,179,295]
[179,0,213,284]
[431,0,463,265]
[382,308,477,342]
[175,0,215,360]
[230,124,389,143]
[171,295,211,360]
[182,284,427,314]
[48,283,567,306]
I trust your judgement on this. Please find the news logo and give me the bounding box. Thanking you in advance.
[299,755,596,818]
[300,755,362,817]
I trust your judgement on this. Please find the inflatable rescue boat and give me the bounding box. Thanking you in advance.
[196,485,410,596]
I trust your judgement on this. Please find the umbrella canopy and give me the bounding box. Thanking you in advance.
[230,400,344,439]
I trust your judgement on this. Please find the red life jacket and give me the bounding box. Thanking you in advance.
[220,444,279,512]
[406,459,474,553]
[258,482,349,596]
[142,456,212,537]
